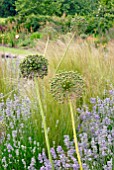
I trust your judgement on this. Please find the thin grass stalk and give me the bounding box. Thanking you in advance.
[0,88,17,99]
[55,32,75,73]
[43,36,49,57]
[34,78,54,170]
[69,99,83,170]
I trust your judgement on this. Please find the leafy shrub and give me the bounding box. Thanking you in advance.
[40,26,59,40]
[19,55,48,79]
[30,32,42,40]
[80,34,88,39]
[18,38,34,47]
[70,11,113,36]
[70,15,88,35]
[24,14,51,32]
[0,31,18,47]
[0,34,8,44]
[5,16,16,24]
[108,28,114,39]
[48,15,72,33]
[85,16,113,35]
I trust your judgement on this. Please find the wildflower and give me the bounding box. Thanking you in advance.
[90,98,96,104]
[28,157,36,170]
[7,144,13,152]
[15,34,19,39]
[12,130,17,138]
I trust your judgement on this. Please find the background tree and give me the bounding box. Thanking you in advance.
[60,0,98,16]
[15,0,99,17]
[15,0,62,17]
[0,0,16,17]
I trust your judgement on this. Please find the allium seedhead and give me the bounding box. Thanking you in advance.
[19,55,48,79]
[50,71,85,103]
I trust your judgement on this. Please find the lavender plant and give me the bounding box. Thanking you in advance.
[50,71,85,170]
[38,135,88,170]
[39,90,114,170]
[78,90,114,170]
[0,95,41,169]
[1,90,113,169]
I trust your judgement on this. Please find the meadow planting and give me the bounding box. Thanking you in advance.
[0,0,114,169]
[0,38,114,170]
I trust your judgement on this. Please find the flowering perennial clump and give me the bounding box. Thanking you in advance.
[0,95,31,143]
[50,71,85,103]
[0,90,114,170]
[78,92,114,170]
[0,95,40,169]
[39,90,114,170]
[38,135,88,170]
[19,55,48,79]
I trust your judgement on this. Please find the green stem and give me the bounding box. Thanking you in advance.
[69,99,83,170]
[35,78,54,170]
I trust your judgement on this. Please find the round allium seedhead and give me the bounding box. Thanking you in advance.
[19,55,48,79]
[50,71,85,103]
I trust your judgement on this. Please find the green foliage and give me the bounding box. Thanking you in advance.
[40,26,59,40]
[15,0,99,17]
[30,32,42,40]
[15,0,61,17]
[108,28,114,39]
[0,0,16,17]
[85,16,113,35]
[19,55,48,79]
[23,14,51,32]
[24,14,41,32]
[7,32,16,47]
[70,12,114,35]
[0,34,7,44]
[88,0,114,35]
[50,71,85,103]
[70,15,88,34]
[0,18,6,24]
[0,31,18,47]
[0,0,113,40]
[18,38,34,47]
[60,0,98,16]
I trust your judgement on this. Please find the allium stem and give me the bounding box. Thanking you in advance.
[69,99,83,170]
[35,78,54,170]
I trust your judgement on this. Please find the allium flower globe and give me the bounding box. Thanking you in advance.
[50,71,85,103]
[19,55,48,79]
